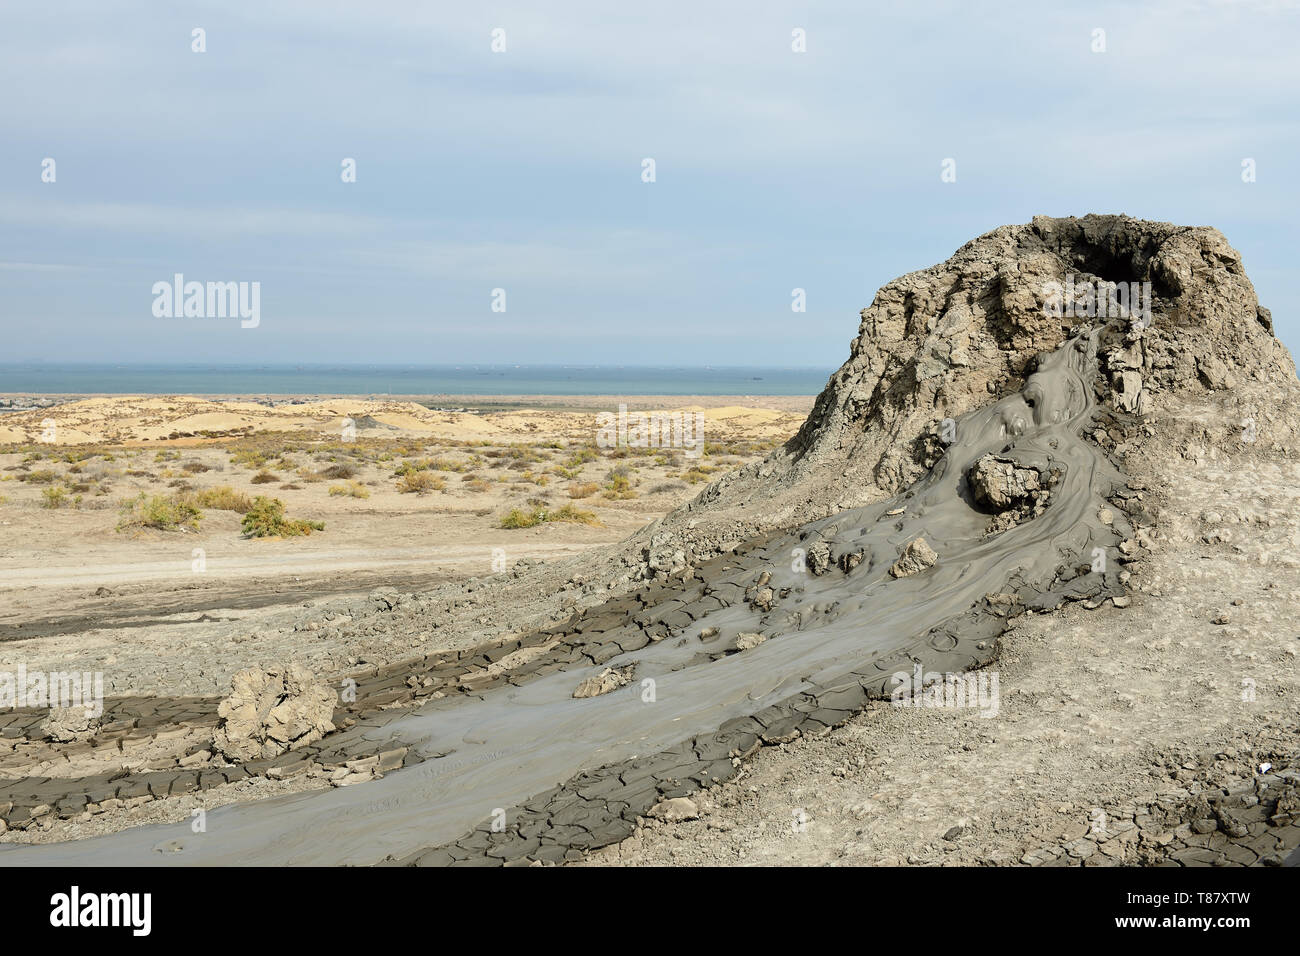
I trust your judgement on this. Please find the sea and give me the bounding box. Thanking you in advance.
[0,364,829,397]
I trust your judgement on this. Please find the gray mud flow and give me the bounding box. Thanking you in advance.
[1,329,1134,866]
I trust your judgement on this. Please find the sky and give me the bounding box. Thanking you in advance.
[1,0,1297,368]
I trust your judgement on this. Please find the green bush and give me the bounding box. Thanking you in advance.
[329,481,370,499]
[230,448,267,469]
[423,457,465,472]
[498,503,598,529]
[190,485,254,513]
[41,486,70,509]
[681,465,718,484]
[240,496,324,538]
[397,471,444,495]
[118,493,201,531]
[563,447,599,469]
[318,463,357,480]
[603,472,636,499]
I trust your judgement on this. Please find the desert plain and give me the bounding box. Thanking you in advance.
[0,394,806,695]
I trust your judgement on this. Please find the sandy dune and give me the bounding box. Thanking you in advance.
[0,395,809,447]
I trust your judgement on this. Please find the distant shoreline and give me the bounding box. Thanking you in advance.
[0,393,818,414]
[0,364,833,398]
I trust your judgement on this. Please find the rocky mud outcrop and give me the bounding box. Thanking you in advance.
[39,708,100,744]
[212,665,336,762]
[624,214,1299,583]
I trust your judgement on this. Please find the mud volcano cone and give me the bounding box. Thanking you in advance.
[635,214,1299,574]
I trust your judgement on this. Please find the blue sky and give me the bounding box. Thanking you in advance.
[1,0,1297,367]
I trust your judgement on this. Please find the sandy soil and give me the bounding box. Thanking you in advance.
[0,395,808,697]
[0,394,809,446]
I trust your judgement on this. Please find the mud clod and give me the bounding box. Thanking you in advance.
[889,538,938,578]
[213,664,336,761]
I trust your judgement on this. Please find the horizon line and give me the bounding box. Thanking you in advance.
[0,361,834,370]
